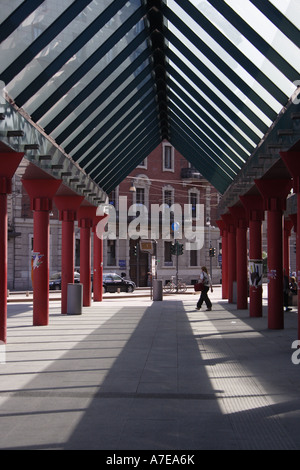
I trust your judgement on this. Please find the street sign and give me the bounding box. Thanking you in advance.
[172,221,180,232]
[139,240,155,255]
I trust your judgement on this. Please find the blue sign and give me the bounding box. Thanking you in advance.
[119,260,126,268]
[172,222,180,232]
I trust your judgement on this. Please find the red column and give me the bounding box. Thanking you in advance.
[283,218,294,275]
[0,192,7,343]
[229,206,248,310]
[216,220,228,299]
[22,179,61,326]
[221,213,236,303]
[77,206,96,307]
[93,228,103,302]
[240,195,264,318]
[0,152,23,343]
[54,196,84,314]
[255,178,292,329]
[280,151,300,339]
[290,214,297,276]
[92,214,108,302]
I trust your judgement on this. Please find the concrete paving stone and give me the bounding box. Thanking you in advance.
[1,286,300,450]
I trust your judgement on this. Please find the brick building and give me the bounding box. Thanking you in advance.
[103,141,221,286]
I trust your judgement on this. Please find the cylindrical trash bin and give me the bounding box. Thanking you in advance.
[153,279,163,301]
[67,283,83,315]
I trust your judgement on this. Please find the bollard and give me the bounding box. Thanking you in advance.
[67,283,83,315]
[153,280,163,301]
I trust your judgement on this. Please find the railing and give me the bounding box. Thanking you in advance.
[180,167,202,179]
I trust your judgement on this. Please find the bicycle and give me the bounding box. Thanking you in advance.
[177,279,187,293]
[163,277,187,293]
[163,280,176,293]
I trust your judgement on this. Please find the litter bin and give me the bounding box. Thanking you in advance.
[67,283,83,315]
[153,279,163,301]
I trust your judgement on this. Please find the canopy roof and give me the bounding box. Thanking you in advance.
[0,0,299,199]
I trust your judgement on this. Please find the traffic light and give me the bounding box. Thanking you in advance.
[171,242,184,255]
[209,247,215,257]
[133,245,137,256]
[178,243,184,255]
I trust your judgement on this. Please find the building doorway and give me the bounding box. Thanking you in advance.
[129,239,149,287]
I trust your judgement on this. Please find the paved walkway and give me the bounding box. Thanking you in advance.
[1,286,300,450]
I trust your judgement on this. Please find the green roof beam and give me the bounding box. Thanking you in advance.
[167,67,255,152]
[169,97,244,171]
[249,0,300,47]
[65,62,153,155]
[169,109,238,179]
[50,40,150,142]
[171,0,288,105]
[168,81,250,161]
[79,88,156,169]
[102,134,161,194]
[0,0,47,43]
[89,111,159,180]
[165,21,278,120]
[207,0,299,82]
[31,5,146,122]
[166,51,264,142]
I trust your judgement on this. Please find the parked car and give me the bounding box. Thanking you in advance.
[49,272,80,290]
[103,273,135,293]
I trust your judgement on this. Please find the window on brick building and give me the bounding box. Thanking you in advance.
[164,241,173,266]
[164,190,173,207]
[136,187,145,205]
[163,144,174,171]
[190,249,198,267]
[190,192,198,219]
[137,158,147,169]
[107,240,116,266]
[109,189,116,206]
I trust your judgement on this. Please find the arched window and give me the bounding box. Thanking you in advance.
[132,174,151,209]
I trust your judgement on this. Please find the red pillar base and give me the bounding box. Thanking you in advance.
[255,178,292,329]
[22,179,61,326]
[78,206,96,307]
[221,214,236,303]
[280,151,300,339]
[54,196,84,314]
[0,152,24,343]
[240,195,264,318]
[229,206,248,310]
